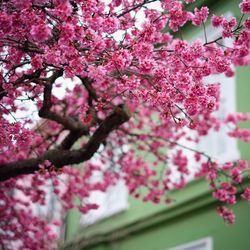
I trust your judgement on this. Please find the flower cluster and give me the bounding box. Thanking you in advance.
[240,0,250,13]
[217,206,235,224]
[0,0,249,249]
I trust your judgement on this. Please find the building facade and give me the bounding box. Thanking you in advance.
[62,1,250,249]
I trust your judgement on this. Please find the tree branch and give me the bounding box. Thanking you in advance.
[116,0,158,18]
[78,76,98,106]
[0,69,43,100]
[0,106,131,182]
[59,129,88,150]
[38,70,88,132]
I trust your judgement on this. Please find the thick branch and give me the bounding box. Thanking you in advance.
[39,111,83,131]
[40,70,63,110]
[38,70,88,131]
[78,76,98,106]
[0,38,44,54]
[0,69,42,100]
[59,129,88,150]
[0,107,130,182]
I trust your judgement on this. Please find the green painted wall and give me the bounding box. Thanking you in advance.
[63,177,250,250]
[64,207,81,240]
[63,1,250,249]
[89,200,250,250]
[237,66,250,160]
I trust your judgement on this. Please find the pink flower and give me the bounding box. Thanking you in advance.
[30,24,51,42]
[192,7,209,26]
[168,2,192,31]
[231,168,243,183]
[228,128,250,142]
[211,15,224,27]
[102,17,119,34]
[217,206,235,224]
[184,98,198,116]
[213,183,237,204]
[31,55,43,69]
[1,1,250,248]
[241,187,250,201]
[0,12,12,33]
[243,18,250,29]
[14,0,32,9]
[139,59,155,73]
[240,0,250,13]
[172,150,189,175]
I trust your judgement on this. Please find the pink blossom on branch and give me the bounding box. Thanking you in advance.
[191,7,209,26]
[30,24,52,42]
[217,206,235,224]
[240,0,250,13]
[0,0,249,249]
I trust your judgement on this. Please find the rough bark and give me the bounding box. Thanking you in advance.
[0,106,130,182]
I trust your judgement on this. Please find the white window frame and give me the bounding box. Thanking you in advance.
[196,11,240,163]
[168,12,240,183]
[80,146,129,226]
[80,179,129,226]
[167,237,213,250]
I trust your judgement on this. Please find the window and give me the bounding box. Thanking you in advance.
[80,145,129,226]
[169,12,240,182]
[199,72,240,163]
[197,12,240,163]
[167,237,213,250]
[80,180,128,225]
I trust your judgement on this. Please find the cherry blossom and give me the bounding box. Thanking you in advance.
[0,0,250,249]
